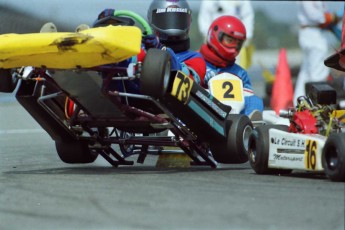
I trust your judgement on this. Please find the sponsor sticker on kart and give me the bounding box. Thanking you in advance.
[268,129,325,171]
[171,71,193,104]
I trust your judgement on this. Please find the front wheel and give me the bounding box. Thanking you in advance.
[211,114,253,164]
[0,68,18,93]
[55,141,98,164]
[248,125,292,174]
[141,48,171,99]
[322,133,345,182]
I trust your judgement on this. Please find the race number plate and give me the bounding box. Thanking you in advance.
[304,139,318,170]
[210,78,243,102]
[171,71,193,104]
[208,73,244,113]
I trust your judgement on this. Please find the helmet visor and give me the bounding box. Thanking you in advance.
[93,16,135,27]
[151,8,191,31]
[219,33,243,50]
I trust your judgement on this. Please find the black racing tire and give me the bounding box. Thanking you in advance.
[322,133,345,182]
[55,141,98,164]
[211,114,253,164]
[141,48,171,99]
[0,68,18,93]
[248,125,293,174]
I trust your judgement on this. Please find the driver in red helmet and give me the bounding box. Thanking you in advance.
[199,15,263,119]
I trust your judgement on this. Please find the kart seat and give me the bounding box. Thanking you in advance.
[52,70,168,133]
[53,70,126,119]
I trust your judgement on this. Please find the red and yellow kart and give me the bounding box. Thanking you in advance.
[249,83,345,181]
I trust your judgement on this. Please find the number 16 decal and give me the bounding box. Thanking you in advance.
[305,140,317,170]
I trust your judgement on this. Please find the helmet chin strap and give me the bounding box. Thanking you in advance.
[160,38,190,53]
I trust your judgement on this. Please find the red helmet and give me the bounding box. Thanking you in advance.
[207,15,246,61]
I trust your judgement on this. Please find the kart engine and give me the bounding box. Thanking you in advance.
[280,83,345,136]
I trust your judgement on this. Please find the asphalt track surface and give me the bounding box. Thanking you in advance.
[0,94,344,230]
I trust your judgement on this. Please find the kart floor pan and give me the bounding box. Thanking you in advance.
[52,70,167,133]
[52,70,127,119]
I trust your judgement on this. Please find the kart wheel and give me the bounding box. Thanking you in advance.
[55,141,98,164]
[248,125,292,174]
[211,114,253,164]
[0,68,18,93]
[119,131,135,158]
[141,48,171,99]
[322,133,345,182]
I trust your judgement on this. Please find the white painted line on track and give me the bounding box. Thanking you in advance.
[0,129,45,135]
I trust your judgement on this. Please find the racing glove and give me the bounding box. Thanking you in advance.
[320,12,340,29]
[142,34,162,50]
[204,69,218,86]
[243,95,264,116]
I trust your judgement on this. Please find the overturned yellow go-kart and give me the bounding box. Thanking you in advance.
[0,13,253,168]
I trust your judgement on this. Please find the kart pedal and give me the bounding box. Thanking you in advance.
[137,145,149,164]
[150,122,173,129]
[157,113,170,119]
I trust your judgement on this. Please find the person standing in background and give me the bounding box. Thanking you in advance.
[198,0,254,69]
[294,1,340,104]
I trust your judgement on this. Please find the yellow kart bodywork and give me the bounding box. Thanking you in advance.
[0,25,142,69]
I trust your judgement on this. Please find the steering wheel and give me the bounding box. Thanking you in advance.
[114,10,152,35]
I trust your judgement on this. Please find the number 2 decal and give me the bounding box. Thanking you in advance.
[222,81,235,99]
[210,78,243,102]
